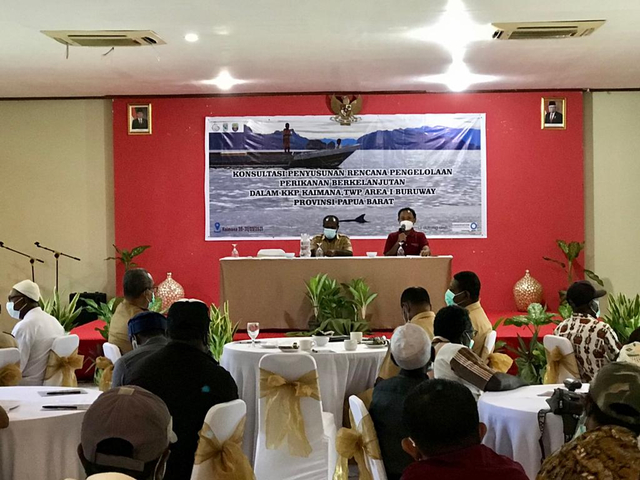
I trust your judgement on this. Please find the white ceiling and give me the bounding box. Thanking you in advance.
[1,0,640,98]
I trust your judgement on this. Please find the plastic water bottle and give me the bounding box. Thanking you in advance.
[397,243,405,257]
[316,244,324,258]
[300,234,311,257]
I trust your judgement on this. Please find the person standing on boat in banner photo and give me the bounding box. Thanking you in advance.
[384,207,431,256]
[282,122,292,153]
[311,215,353,257]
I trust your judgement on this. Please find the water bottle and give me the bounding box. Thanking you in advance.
[316,244,324,258]
[397,243,405,257]
[300,234,311,257]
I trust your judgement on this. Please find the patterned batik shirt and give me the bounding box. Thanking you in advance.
[554,314,621,383]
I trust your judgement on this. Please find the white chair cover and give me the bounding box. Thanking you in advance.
[254,354,337,480]
[0,348,20,370]
[102,342,122,364]
[43,335,81,386]
[484,330,497,356]
[348,395,388,480]
[190,399,253,480]
[543,334,580,383]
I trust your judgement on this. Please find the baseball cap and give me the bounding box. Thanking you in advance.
[81,386,177,472]
[127,311,167,340]
[12,280,41,302]
[566,280,606,308]
[590,362,640,426]
[390,323,432,371]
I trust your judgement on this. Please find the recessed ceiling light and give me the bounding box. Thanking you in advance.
[201,71,246,90]
[185,33,199,42]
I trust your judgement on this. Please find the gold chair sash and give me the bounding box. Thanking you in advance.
[44,348,84,387]
[96,356,114,392]
[544,347,580,384]
[487,352,514,373]
[333,412,382,480]
[259,368,320,458]
[0,362,22,387]
[193,417,256,480]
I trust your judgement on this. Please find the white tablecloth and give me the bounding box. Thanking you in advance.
[221,339,386,462]
[0,386,102,480]
[478,384,588,480]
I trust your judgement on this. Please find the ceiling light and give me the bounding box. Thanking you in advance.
[201,71,246,90]
[421,60,496,92]
[185,33,199,42]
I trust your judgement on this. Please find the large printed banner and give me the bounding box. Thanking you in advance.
[205,114,486,240]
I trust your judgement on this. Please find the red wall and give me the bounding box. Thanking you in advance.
[113,92,584,312]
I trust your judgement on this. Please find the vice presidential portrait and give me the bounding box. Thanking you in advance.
[542,98,565,129]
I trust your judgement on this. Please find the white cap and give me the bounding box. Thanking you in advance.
[390,323,432,371]
[12,280,41,302]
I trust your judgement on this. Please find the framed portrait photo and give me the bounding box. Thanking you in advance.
[128,103,152,135]
[541,97,566,130]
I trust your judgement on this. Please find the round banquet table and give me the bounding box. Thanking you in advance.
[0,386,102,480]
[478,384,589,480]
[221,339,387,462]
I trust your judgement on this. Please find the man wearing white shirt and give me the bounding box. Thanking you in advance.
[6,280,64,385]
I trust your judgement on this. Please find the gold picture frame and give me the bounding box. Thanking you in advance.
[128,103,152,135]
[541,97,566,130]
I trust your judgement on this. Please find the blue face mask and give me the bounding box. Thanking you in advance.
[445,289,457,306]
[323,228,337,240]
[148,292,155,310]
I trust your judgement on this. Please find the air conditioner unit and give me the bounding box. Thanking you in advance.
[41,30,165,47]
[492,20,605,40]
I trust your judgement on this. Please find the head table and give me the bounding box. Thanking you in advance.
[478,383,589,479]
[0,386,102,480]
[221,338,387,462]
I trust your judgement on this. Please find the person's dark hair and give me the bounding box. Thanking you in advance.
[627,327,640,345]
[397,207,417,220]
[585,394,640,435]
[166,300,210,342]
[82,438,159,479]
[453,271,481,301]
[403,379,480,456]
[434,305,472,344]
[401,287,431,307]
[123,269,153,299]
[285,122,290,129]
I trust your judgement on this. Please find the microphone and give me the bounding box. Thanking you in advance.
[34,242,40,247]
[398,224,406,233]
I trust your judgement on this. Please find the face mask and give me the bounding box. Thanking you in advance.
[6,301,21,320]
[148,291,155,310]
[323,228,337,240]
[591,299,601,318]
[400,220,414,231]
[444,289,457,306]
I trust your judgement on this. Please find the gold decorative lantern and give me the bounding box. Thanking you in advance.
[513,270,543,311]
[156,272,184,309]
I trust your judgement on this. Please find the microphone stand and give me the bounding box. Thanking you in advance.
[34,242,81,291]
[0,241,45,282]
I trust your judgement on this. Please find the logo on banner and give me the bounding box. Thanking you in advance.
[213,222,222,233]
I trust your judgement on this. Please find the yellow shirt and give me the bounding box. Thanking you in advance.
[466,301,493,360]
[310,233,352,255]
[108,300,145,354]
[377,311,435,380]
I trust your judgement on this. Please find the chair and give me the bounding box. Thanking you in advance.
[43,334,83,386]
[102,343,122,364]
[190,399,255,480]
[0,348,22,386]
[254,354,337,480]
[347,395,388,480]
[484,330,497,356]
[543,335,580,384]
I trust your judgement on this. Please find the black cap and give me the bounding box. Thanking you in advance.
[566,280,606,308]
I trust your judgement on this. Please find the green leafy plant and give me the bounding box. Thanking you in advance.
[603,294,640,344]
[39,290,82,332]
[106,244,151,270]
[494,303,560,385]
[84,297,121,341]
[343,278,378,322]
[208,301,238,362]
[543,240,603,302]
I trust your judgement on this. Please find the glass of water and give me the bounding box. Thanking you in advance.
[247,322,260,346]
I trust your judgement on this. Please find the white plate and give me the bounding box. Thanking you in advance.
[365,344,388,349]
[260,343,278,349]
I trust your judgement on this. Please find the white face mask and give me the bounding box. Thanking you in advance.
[6,301,21,320]
[400,220,414,231]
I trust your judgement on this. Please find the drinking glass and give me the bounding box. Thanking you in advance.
[247,322,260,346]
[231,244,239,258]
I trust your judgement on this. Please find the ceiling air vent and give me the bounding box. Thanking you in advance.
[41,30,166,47]
[492,20,605,40]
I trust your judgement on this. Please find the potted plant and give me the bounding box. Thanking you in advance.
[39,290,82,332]
[603,293,640,343]
[343,278,378,322]
[543,240,603,302]
[208,301,238,362]
[84,297,121,340]
[106,244,151,271]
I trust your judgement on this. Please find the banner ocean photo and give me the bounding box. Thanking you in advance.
[205,114,486,240]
